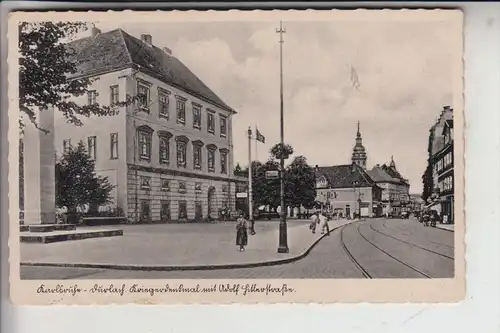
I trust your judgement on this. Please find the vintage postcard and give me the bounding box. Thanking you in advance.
[8,9,465,305]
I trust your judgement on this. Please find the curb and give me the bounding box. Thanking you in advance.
[435,225,454,232]
[20,221,357,272]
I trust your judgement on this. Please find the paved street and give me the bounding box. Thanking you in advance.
[21,218,454,279]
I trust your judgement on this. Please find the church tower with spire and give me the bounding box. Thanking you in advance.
[351,121,367,169]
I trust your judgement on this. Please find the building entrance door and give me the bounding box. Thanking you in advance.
[345,205,351,218]
[207,187,216,219]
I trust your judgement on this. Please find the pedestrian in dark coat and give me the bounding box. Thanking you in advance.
[236,213,248,252]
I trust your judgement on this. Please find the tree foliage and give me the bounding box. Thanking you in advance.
[285,156,316,210]
[55,141,114,213]
[19,22,139,131]
[270,143,294,160]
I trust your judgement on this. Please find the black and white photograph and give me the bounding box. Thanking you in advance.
[9,10,464,304]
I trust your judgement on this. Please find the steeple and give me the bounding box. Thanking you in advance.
[351,121,367,169]
[390,155,396,169]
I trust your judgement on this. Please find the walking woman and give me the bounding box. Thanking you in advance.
[236,212,248,252]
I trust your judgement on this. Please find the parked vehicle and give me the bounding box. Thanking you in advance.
[400,211,409,219]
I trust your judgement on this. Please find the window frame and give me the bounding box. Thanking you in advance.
[160,200,171,221]
[176,136,189,168]
[207,110,215,134]
[206,144,217,172]
[192,103,202,130]
[176,96,187,125]
[140,176,151,190]
[178,181,187,193]
[63,139,71,154]
[110,85,119,105]
[219,114,227,138]
[87,136,97,160]
[87,90,97,106]
[110,133,119,159]
[220,148,229,174]
[161,179,170,192]
[137,125,154,162]
[137,80,151,112]
[158,88,170,119]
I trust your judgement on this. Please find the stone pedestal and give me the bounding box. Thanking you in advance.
[23,107,56,225]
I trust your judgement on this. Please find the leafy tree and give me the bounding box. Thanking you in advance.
[19,22,139,131]
[55,141,114,218]
[285,156,316,212]
[270,143,294,160]
[252,160,281,208]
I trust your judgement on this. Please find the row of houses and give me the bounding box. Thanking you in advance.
[314,123,411,219]
[422,106,455,224]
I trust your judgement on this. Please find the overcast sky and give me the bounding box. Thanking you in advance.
[83,19,456,194]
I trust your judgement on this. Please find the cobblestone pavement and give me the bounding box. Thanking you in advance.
[21,218,455,279]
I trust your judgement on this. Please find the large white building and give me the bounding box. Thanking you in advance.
[52,28,242,222]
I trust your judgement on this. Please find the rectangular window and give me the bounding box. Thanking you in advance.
[140,200,151,221]
[195,182,202,192]
[88,136,96,160]
[110,133,118,159]
[222,184,228,193]
[161,179,170,192]
[207,149,215,171]
[176,98,186,124]
[63,139,71,153]
[140,176,151,190]
[178,181,186,193]
[207,112,215,134]
[220,152,227,174]
[159,92,169,119]
[178,201,187,220]
[193,104,202,129]
[88,90,97,105]
[159,137,170,164]
[177,141,187,167]
[193,145,202,169]
[160,201,171,221]
[110,85,119,105]
[220,115,227,137]
[137,82,150,110]
[138,131,151,161]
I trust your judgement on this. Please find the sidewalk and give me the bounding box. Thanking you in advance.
[21,219,355,270]
[435,223,454,232]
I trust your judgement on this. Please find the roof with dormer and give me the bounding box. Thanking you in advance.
[315,163,379,189]
[66,28,235,113]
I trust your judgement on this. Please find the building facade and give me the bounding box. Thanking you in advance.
[315,164,382,218]
[367,158,411,216]
[54,28,242,222]
[423,106,454,224]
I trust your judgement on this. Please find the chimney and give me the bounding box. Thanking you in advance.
[91,27,101,38]
[141,34,153,46]
[162,46,172,55]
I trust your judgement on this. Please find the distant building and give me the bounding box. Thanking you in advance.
[423,106,454,223]
[53,28,244,222]
[367,156,410,216]
[314,163,382,218]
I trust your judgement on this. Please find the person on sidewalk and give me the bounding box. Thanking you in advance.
[309,211,319,234]
[236,212,248,252]
[318,211,331,235]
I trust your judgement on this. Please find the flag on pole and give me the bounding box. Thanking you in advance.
[350,65,361,91]
[255,128,266,143]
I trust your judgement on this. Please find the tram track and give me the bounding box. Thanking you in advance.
[381,221,454,249]
[340,223,432,279]
[376,222,454,260]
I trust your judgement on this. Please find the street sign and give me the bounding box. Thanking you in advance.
[236,192,248,198]
[265,170,279,179]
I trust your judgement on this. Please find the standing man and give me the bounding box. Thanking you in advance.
[318,210,331,235]
[309,211,319,234]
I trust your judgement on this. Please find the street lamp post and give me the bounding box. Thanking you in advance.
[277,21,289,254]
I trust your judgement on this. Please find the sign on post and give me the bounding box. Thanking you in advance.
[265,170,279,180]
[236,192,248,198]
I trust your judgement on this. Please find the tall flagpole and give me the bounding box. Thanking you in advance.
[247,127,255,234]
[277,21,289,253]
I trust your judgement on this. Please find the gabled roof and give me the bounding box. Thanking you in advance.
[367,166,395,183]
[66,29,235,113]
[316,164,378,189]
